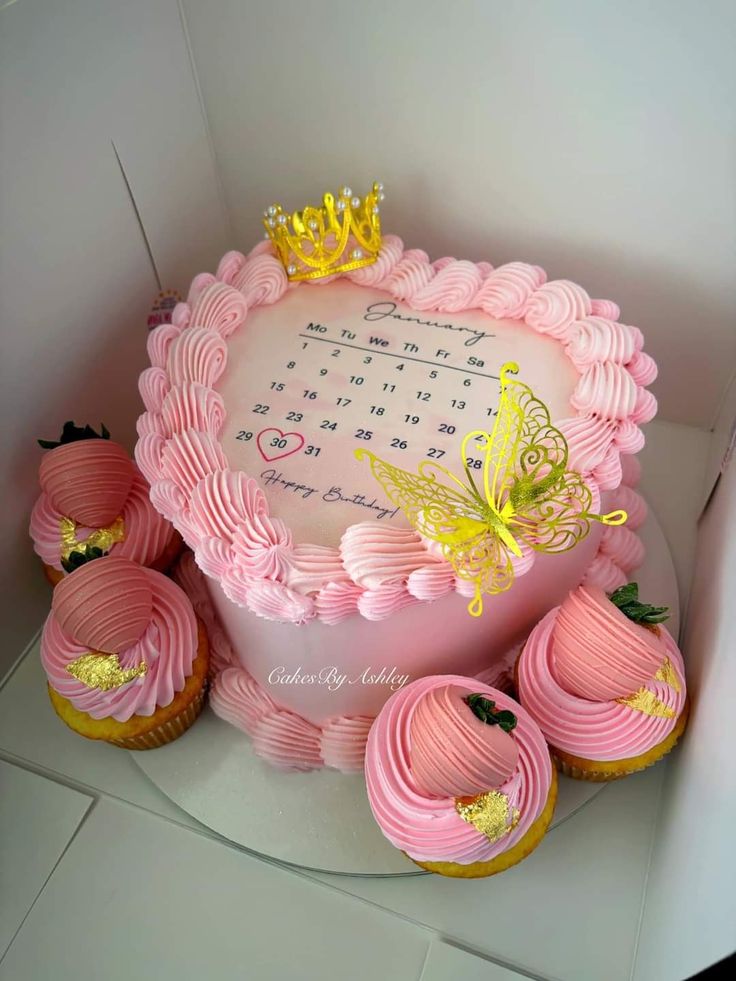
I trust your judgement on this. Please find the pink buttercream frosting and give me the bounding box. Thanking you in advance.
[167,326,228,389]
[571,363,639,421]
[189,281,247,338]
[232,513,293,580]
[29,469,177,573]
[319,716,372,772]
[41,567,198,722]
[314,582,364,625]
[215,250,246,286]
[525,280,592,340]
[52,557,153,653]
[172,551,234,675]
[475,262,546,319]
[357,582,419,621]
[553,586,665,699]
[232,252,288,307]
[188,470,267,543]
[365,675,552,864]
[409,684,519,797]
[518,607,686,761]
[286,544,351,594]
[565,317,643,368]
[208,662,370,772]
[159,383,226,440]
[38,440,135,527]
[340,523,439,588]
[245,580,315,624]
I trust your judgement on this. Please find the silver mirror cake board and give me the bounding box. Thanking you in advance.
[134,508,679,876]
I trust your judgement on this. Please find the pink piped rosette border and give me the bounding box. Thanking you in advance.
[135,234,656,631]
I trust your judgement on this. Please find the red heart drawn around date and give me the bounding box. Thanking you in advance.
[256,428,306,462]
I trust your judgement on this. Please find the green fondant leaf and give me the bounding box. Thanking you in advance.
[608,582,669,625]
[464,693,517,732]
[37,421,111,449]
[60,546,107,574]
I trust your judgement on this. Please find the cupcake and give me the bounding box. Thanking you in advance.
[516,583,688,780]
[41,556,208,749]
[365,675,557,878]
[30,421,181,585]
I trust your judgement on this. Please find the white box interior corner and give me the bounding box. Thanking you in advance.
[1,1,734,977]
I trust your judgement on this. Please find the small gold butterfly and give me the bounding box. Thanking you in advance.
[356,362,626,617]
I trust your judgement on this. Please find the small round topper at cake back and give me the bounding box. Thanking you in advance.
[38,422,134,527]
[52,555,153,653]
[409,684,519,798]
[552,584,667,700]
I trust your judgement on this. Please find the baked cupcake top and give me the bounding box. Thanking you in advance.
[41,556,198,722]
[517,583,686,761]
[365,675,552,865]
[30,421,175,574]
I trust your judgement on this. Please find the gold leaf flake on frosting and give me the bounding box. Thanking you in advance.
[454,791,520,843]
[59,515,125,562]
[67,652,147,691]
[616,687,675,718]
[654,657,681,693]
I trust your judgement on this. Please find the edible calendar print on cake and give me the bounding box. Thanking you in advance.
[217,281,577,544]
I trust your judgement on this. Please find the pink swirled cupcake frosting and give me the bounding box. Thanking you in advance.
[41,565,198,722]
[517,603,686,762]
[30,469,177,573]
[365,676,552,865]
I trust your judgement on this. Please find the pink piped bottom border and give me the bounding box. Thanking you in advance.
[172,465,646,773]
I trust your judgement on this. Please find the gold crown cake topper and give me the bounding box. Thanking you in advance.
[357,362,627,617]
[263,182,384,281]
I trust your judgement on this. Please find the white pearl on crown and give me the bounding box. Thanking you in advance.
[351,248,364,261]
[376,182,384,192]
[308,219,318,230]
[351,196,361,208]
[336,200,346,211]
[277,214,287,225]
[267,205,277,217]
[378,192,385,202]
[267,217,276,227]
[341,186,352,198]
[372,206,380,215]
[287,264,297,276]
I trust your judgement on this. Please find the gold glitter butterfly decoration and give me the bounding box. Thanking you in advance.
[356,362,627,617]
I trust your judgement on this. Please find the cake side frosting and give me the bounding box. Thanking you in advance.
[135,235,657,626]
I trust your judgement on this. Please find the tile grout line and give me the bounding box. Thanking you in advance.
[627,763,668,981]
[0,627,42,695]
[0,794,99,967]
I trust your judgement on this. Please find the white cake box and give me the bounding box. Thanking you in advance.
[1,2,734,978]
